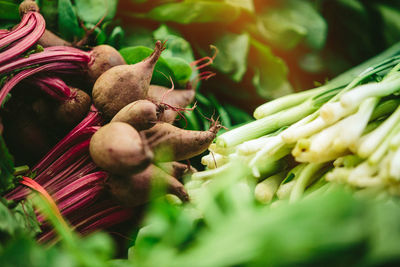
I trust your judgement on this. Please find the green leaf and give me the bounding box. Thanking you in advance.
[122,26,154,48]
[119,46,192,87]
[213,33,249,82]
[107,26,125,49]
[58,0,83,41]
[250,38,293,99]
[153,24,195,63]
[225,0,254,12]
[39,0,59,30]
[258,0,327,50]
[0,1,19,21]
[163,57,192,85]
[146,1,242,24]
[75,0,117,24]
[0,135,14,194]
[376,3,400,46]
[0,198,41,242]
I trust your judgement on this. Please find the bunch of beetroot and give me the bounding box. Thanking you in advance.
[2,0,220,240]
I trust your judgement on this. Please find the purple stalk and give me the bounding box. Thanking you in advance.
[31,76,75,102]
[50,161,97,193]
[6,139,90,201]
[0,62,82,105]
[0,12,45,64]
[79,209,133,235]
[0,11,31,39]
[33,139,91,183]
[5,155,90,201]
[0,12,34,48]
[53,172,108,201]
[58,186,103,216]
[33,113,101,173]
[42,155,92,192]
[35,172,107,223]
[0,47,91,74]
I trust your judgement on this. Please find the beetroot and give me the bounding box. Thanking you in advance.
[89,122,153,175]
[87,45,127,83]
[147,84,196,123]
[106,164,189,208]
[92,41,164,119]
[32,76,91,127]
[111,99,159,131]
[142,121,221,162]
[156,161,197,180]
[19,0,39,15]
[38,29,72,48]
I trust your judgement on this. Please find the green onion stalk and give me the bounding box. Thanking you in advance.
[188,43,400,203]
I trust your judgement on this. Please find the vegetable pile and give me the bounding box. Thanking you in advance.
[0,0,218,242]
[3,1,400,266]
[193,42,400,203]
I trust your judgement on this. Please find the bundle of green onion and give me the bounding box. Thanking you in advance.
[188,44,400,203]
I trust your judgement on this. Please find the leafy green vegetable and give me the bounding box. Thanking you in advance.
[145,1,242,24]
[212,33,249,82]
[130,166,400,267]
[376,2,400,47]
[0,198,41,248]
[0,135,14,194]
[258,0,327,50]
[0,1,18,21]
[58,0,83,41]
[75,0,117,24]
[153,25,195,63]
[119,46,192,87]
[107,26,125,49]
[250,38,293,99]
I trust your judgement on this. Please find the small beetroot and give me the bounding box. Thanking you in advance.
[111,100,160,131]
[142,121,221,162]
[106,164,189,208]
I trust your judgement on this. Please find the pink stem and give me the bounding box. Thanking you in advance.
[79,209,132,235]
[0,62,80,105]
[0,13,34,48]
[0,11,31,39]
[31,76,74,101]
[33,112,101,173]
[41,155,91,192]
[50,161,97,193]
[0,47,91,74]
[53,171,107,202]
[58,186,103,218]
[0,12,45,64]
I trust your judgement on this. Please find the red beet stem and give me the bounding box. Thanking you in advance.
[33,109,101,173]
[53,171,107,202]
[49,161,97,193]
[58,186,103,217]
[0,47,91,74]
[0,11,31,39]
[35,139,91,183]
[0,12,34,48]
[31,76,74,102]
[79,208,132,235]
[0,12,45,64]
[0,62,80,105]
[41,155,91,192]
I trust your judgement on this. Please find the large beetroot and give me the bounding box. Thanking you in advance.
[89,122,153,175]
[92,41,164,119]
